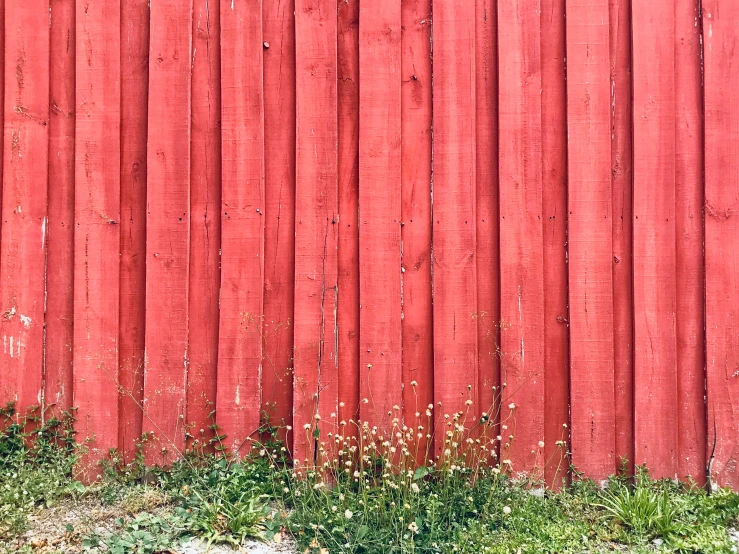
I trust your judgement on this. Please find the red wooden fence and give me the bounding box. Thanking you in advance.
[0,0,737,488]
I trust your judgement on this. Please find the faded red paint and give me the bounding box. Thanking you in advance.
[566,0,616,482]
[1,1,738,489]
[498,0,545,474]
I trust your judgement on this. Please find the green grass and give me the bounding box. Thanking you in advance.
[2,403,739,553]
[0,404,81,539]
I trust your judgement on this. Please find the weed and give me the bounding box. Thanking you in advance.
[98,512,188,554]
[119,486,170,515]
[598,480,682,538]
[3,399,739,553]
[0,404,80,539]
[185,489,271,547]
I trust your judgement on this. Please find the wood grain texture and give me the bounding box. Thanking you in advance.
[401,0,433,457]
[632,0,678,477]
[0,0,735,485]
[0,0,50,414]
[188,0,221,449]
[358,0,402,433]
[704,0,739,489]
[217,0,265,456]
[73,0,121,478]
[337,0,360,434]
[119,0,149,463]
[263,0,296,443]
[431,0,478,455]
[675,0,706,484]
[46,0,75,415]
[0,0,4,339]
[498,0,545,474]
[476,0,499,433]
[293,0,339,466]
[143,0,192,465]
[541,0,570,486]
[566,0,616,482]
[608,0,634,474]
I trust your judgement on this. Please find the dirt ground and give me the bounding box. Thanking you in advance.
[5,495,739,553]
[1,496,297,554]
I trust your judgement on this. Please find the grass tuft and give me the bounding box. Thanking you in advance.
[2,402,739,553]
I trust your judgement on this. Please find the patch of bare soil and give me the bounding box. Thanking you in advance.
[0,495,297,554]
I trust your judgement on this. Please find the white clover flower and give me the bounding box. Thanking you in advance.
[411,483,420,493]
[408,521,419,533]
[345,509,353,519]
[503,506,511,515]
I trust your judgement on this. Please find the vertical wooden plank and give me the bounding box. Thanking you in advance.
[143,0,192,465]
[401,0,433,456]
[608,0,634,474]
[432,0,477,450]
[217,0,265,456]
[0,0,50,413]
[188,0,221,449]
[476,0,499,435]
[73,0,121,478]
[359,0,402,432]
[0,0,3,318]
[46,0,75,414]
[541,0,570,485]
[632,0,678,477]
[704,0,739,489]
[675,0,705,484]
[566,0,616,481]
[119,0,149,462]
[497,0,545,473]
[263,0,296,440]
[337,0,360,431]
[293,0,339,466]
